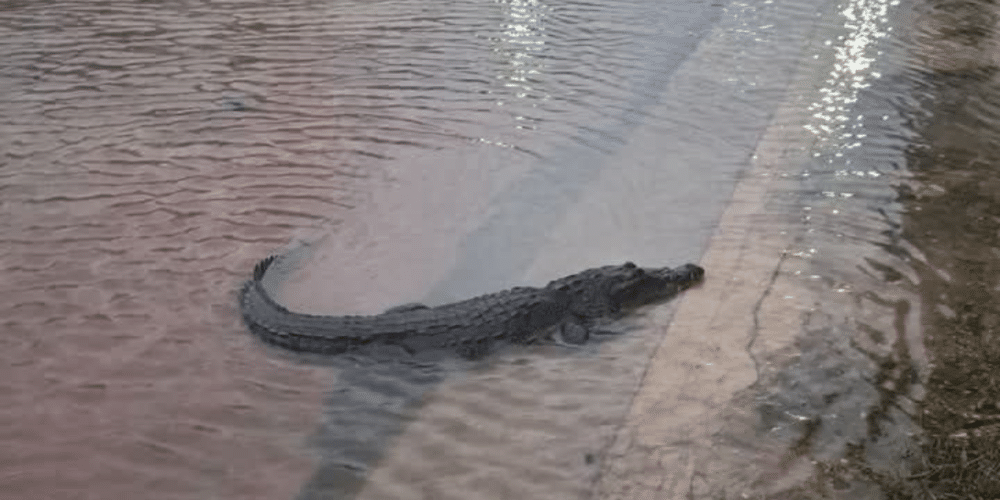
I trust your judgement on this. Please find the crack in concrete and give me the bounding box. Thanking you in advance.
[748,249,790,386]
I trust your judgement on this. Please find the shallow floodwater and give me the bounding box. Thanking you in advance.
[2,0,998,498]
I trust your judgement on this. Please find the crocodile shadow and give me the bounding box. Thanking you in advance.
[237,256,704,499]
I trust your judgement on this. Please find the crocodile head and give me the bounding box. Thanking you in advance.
[607,262,704,310]
[547,262,704,318]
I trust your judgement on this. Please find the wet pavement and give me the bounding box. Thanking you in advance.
[600,0,1000,497]
[3,0,1000,499]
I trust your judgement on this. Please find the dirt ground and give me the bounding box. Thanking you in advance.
[857,66,1000,498]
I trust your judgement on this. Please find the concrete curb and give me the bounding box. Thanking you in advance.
[597,101,820,499]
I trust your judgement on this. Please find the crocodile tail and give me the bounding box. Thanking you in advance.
[253,255,278,281]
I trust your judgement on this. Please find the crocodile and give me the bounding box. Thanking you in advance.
[239,255,704,357]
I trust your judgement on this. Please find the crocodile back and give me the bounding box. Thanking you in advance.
[239,265,568,355]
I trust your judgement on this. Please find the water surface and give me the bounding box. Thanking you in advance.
[3,0,999,498]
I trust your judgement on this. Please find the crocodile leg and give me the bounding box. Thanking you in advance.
[557,319,590,345]
[456,336,494,360]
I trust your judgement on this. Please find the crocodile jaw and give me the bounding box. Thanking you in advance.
[608,263,704,310]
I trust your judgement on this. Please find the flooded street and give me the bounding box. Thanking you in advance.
[2,0,999,498]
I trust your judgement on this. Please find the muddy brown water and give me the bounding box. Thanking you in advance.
[2,0,999,499]
[0,1,731,498]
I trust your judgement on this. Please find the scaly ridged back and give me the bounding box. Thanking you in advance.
[238,256,568,355]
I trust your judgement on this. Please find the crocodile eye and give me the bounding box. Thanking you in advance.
[622,264,643,277]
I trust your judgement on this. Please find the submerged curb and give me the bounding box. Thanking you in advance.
[597,109,816,498]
